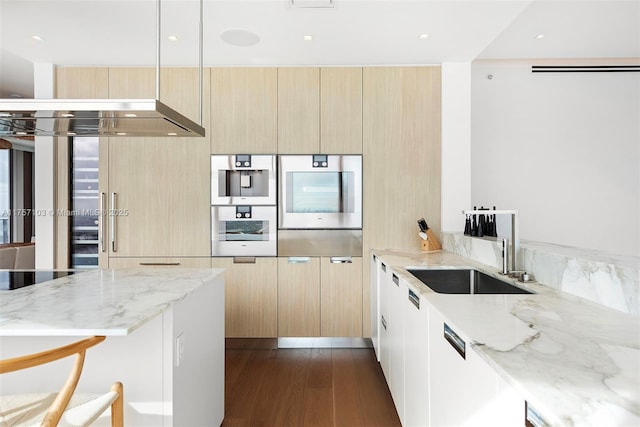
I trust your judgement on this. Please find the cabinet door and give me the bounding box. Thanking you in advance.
[107,67,211,257]
[277,67,320,153]
[109,257,211,269]
[107,137,210,257]
[56,67,109,98]
[277,257,320,337]
[388,272,405,425]
[379,261,391,377]
[211,67,277,154]
[213,257,278,338]
[404,282,429,427]
[428,309,498,426]
[320,67,362,154]
[320,257,362,337]
[370,253,380,360]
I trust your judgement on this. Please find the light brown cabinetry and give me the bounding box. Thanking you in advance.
[320,256,362,336]
[212,257,278,338]
[320,67,363,154]
[277,257,321,337]
[277,256,362,337]
[277,67,320,153]
[277,67,363,154]
[210,67,277,154]
[103,67,211,260]
[362,66,442,337]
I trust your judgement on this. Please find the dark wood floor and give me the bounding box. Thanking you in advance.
[222,341,401,427]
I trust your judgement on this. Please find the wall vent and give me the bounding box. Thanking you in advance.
[532,65,640,73]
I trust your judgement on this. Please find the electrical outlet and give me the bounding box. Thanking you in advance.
[176,333,185,367]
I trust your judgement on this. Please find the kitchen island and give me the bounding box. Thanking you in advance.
[372,249,639,427]
[0,268,225,426]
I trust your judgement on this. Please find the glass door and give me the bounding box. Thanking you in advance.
[70,137,99,269]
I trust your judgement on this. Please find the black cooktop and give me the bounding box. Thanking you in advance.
[0,271,76,291]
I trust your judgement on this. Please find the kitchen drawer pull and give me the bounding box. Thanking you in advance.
[444,323,466,359]
[330,256,352,264]
[381,315,387,331]
[392,273,399,286]
[381,262,386,272]
[233,256,256,264]
[408,289,420,309]
[139,262,181,266]
[288,257,311,264]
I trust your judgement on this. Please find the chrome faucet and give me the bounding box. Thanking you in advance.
[462,208,521,275]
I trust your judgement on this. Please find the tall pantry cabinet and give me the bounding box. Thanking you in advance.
[55,66,212,269]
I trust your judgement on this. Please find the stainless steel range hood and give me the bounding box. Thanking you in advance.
[0,0,206,139]
[0,98,205,137]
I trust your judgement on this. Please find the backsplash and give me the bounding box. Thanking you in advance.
[441,232,640,316]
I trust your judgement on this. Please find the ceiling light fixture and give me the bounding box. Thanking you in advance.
[168,35,179,42]
[535,34,545,39]
[303,35,313,41]
[31,35,44,42]
[419,34,430,40]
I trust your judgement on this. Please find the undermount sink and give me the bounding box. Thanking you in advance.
[406,268,533,295]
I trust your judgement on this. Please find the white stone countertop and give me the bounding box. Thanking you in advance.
[0,268,224,337]
[374,248,640,427]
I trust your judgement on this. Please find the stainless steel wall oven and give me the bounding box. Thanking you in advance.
[278,155,362,257]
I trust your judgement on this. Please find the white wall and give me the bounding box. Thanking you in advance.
[441,63,472,233]
[471,60,640,257]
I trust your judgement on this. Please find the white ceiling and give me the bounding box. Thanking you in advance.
[1,0,638,98]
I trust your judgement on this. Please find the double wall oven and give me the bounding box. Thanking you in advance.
[211,154,362,258]
[211,155,277,257]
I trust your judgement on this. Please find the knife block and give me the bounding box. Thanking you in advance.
[420,229,442,251]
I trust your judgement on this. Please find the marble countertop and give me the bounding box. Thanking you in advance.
[374,249,640,427]
[0,268,224,336]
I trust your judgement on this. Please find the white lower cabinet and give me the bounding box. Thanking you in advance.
[428,308,516,427]
[371,256,525,427]
[403,281,429,427]
[370,253,381,360]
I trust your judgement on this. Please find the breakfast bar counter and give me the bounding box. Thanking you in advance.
[0,268,225,426]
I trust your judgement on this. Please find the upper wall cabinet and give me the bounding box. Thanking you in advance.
[277,67,320,154]
[277,67,363,154]
[210,67,277,154]
[320,67,363,154]
[56,67,109,98]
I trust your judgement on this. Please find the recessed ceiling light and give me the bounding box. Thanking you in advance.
[168,35,179,42]
[419,34,430,40]
[535,34,545,40]
[303,35,313,42]
[168,132,177,136]
[31,35,44,42]
[116,132,127,136]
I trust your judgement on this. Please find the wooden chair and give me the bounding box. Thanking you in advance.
[0,336,123,427]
